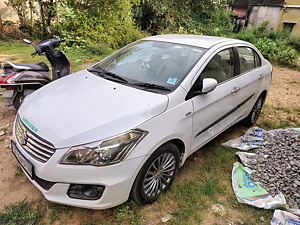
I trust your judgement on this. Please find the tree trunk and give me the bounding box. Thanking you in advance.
[0,14,3,33]
[39,0,46,36]
[46,0,55,27]
[29,0,33,28]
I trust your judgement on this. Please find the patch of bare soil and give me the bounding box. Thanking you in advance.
[265,66,300,108]
[0,104,45,211]
[0,66,299,223]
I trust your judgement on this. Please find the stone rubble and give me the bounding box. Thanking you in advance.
[249,129,300,209]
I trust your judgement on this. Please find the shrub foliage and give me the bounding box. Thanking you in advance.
[1,1,300,66]
[1,0,233,52]
[233,21,299,66]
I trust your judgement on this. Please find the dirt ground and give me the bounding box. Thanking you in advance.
[0,66,299,222]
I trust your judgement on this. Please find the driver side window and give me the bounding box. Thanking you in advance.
[200,48,234,83]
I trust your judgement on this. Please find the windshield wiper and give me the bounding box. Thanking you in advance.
[87,68,128,83]
[134,82,171,91]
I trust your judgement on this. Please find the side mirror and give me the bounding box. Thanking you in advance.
[23,39,31,44]
[201,78,217,93]
[186,78,218,100]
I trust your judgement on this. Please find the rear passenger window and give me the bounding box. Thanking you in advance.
[254,51,261,67]
[238,47,261,74]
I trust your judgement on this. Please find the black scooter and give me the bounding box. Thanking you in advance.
[0,37,71,110]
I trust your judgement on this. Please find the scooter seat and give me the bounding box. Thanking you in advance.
[4,62,49,71]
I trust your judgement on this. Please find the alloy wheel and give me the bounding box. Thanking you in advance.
[142,153,176,198]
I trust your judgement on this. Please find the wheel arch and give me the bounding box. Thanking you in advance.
[257,89,268,107]
[168,139,185,154]
[143,138,186,159]
[129,140,182,204]
[241,90,268,126]
[166,138,185,165]
[260,90,267,101]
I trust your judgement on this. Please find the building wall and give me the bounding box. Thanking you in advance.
[229,0,285,6]
[250,0,285,5]
[229,0,300,35]
[276,0,300,35]
[233,6,248,17]
[0,0,18,22]
[285,0,300,5]
[248,6,282,30]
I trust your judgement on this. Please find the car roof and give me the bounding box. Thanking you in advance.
[143,34,248,49]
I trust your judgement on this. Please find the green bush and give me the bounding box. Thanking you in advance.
[0,23,29,40]
[133,0,233,36]
[254,37,298,65]
[52,5,147,54]
[288,35,300,52]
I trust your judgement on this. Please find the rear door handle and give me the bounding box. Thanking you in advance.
[259,74,263,79]
[231,86,240,93]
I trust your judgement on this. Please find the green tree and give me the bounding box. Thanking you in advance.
[133,0,189,33]
[133,0,233,35]
[5,0,56,37]
[53,0,144,53]
[37,0,56,36]
[189,0,233,35]
[5,0,29,27]
[4,0,234,53]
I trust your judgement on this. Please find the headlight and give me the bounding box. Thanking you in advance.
[59,129,148,166]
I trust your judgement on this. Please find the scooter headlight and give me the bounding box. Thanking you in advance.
[60,129,148,166]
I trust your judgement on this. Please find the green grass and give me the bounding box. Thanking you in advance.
[111,202,142,224]
[46,202,74,224]
[256,104,300,129]
[0,200,41,225]
[0,87,5,103]
[14,166,23,177]
[272,106,292,113]
[289,80,300,84]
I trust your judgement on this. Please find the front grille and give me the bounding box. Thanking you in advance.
[15,115,56,163]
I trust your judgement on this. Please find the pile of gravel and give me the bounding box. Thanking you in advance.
[249,129,300,209]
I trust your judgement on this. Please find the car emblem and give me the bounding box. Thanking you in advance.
[21,131,28,145]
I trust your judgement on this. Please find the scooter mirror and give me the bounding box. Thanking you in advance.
[46,26,53,34]
[23,39,31,44]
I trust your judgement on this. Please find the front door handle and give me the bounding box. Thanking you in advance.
[231,86,240,93]
[259,74,263,79]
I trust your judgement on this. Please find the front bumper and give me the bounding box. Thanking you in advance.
[11,137,146,209]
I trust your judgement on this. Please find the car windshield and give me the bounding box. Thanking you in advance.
[90,40,206,92]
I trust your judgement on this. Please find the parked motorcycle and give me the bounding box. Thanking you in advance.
[0,37,71,110]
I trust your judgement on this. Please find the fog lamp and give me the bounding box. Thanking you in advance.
[67,184,105,200]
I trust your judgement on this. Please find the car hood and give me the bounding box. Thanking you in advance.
[18,70,168,148]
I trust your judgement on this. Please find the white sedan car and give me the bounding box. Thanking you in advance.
[12,35,272,209]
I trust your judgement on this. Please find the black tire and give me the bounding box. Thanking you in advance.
[13,92,24,110]
[241,94,265,127]
[130,142,180,204]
